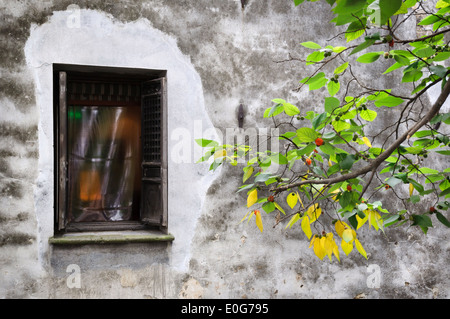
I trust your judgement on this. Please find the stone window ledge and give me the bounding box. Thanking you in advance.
[49,230,175,245]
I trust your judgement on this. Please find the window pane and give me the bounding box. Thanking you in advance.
[67,106,141,222]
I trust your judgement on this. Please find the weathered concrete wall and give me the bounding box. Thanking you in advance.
[0,0,449,299]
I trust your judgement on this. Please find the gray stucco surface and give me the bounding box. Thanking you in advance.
[0,0,449,299]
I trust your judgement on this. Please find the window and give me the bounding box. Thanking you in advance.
[53,64,168,234]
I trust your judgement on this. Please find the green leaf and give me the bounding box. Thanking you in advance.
[383,62,404,74]
[360,109,378,121]
[300,72,328,90]
[386,176,402,188]
[265,103,284,118]
[312,112,328,130]
[320,142,336,156]
[254,173,272,183]
[271,153,288,165]
[418,15,442,26]
[436,211,450,227]
[436,0,450,9]
[393,54,410,66]
[415,47,436,58]
[356,52,383,64]
[262,201,276,214]
[409,178,425,194]
[433,51,450,62]
[327,80,340,96]
[300,41,322,49]
[334,62,349,75]
[294,0,306,7]
[430,65,448,78]
[297,127,319,143]
[440,187,450,197]
[339,154,357,170]
[284,103,300,116]
[297,143,316,156]
[411,214,433,234]
[333,0,367,14]
[402,69,423,83]
[328,163,340,176]
[306,51,326,65]
[379,0,403,25]
[195,138,219,147]
[436,150,450,155]
[243,166,254,183]
[324,97,340,113]
[332,120,350,132]
[350,38,376,55]
[374,94,404,107]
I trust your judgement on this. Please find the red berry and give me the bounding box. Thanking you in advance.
[268,196,274,202]
[253,210,260,215]
[314,149,318,153]
[430,207,436,213]
[305,158,312,166]
[347,185,352,191]
[385,185,390,189]
[315,138,324,146]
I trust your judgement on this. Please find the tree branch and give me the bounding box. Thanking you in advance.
[272,79,450,194]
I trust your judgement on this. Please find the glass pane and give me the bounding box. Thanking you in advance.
[67,106,141,222]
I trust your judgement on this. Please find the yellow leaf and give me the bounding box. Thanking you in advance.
[286,192,298,209]
[214,149,227,159]
[247,189,258,208]
[301,216,312,239]
[286,213,301,229]
[356,211,369,230]
[239,211,251,224]
[332,241,340,262]
[309,234,317,248]
[342,228,354,243]
[330,189,339,201]
[296,192,304,208]
[341,239,353,255]
[369,210,383,231]
[313,237,327,260]
[243,166,254,183]
[274,202,285,215]
[437,0,450,9]
[255,211,263,233]
[409,183,414,197]
[306,204,321,223]
[324,233,334,261]
[335,220,349,238]
[355,238,368,259]
[362,136,372,148]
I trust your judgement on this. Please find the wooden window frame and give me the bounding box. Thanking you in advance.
[53,64,168,234]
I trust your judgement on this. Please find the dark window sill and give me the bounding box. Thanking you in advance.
[49,230,174,245]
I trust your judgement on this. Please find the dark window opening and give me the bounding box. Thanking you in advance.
[53,64,167,233]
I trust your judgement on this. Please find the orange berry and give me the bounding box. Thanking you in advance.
[305,158,312,166]
[315,138,324,146]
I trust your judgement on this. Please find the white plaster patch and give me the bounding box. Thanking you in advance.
[24,9,218,272]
